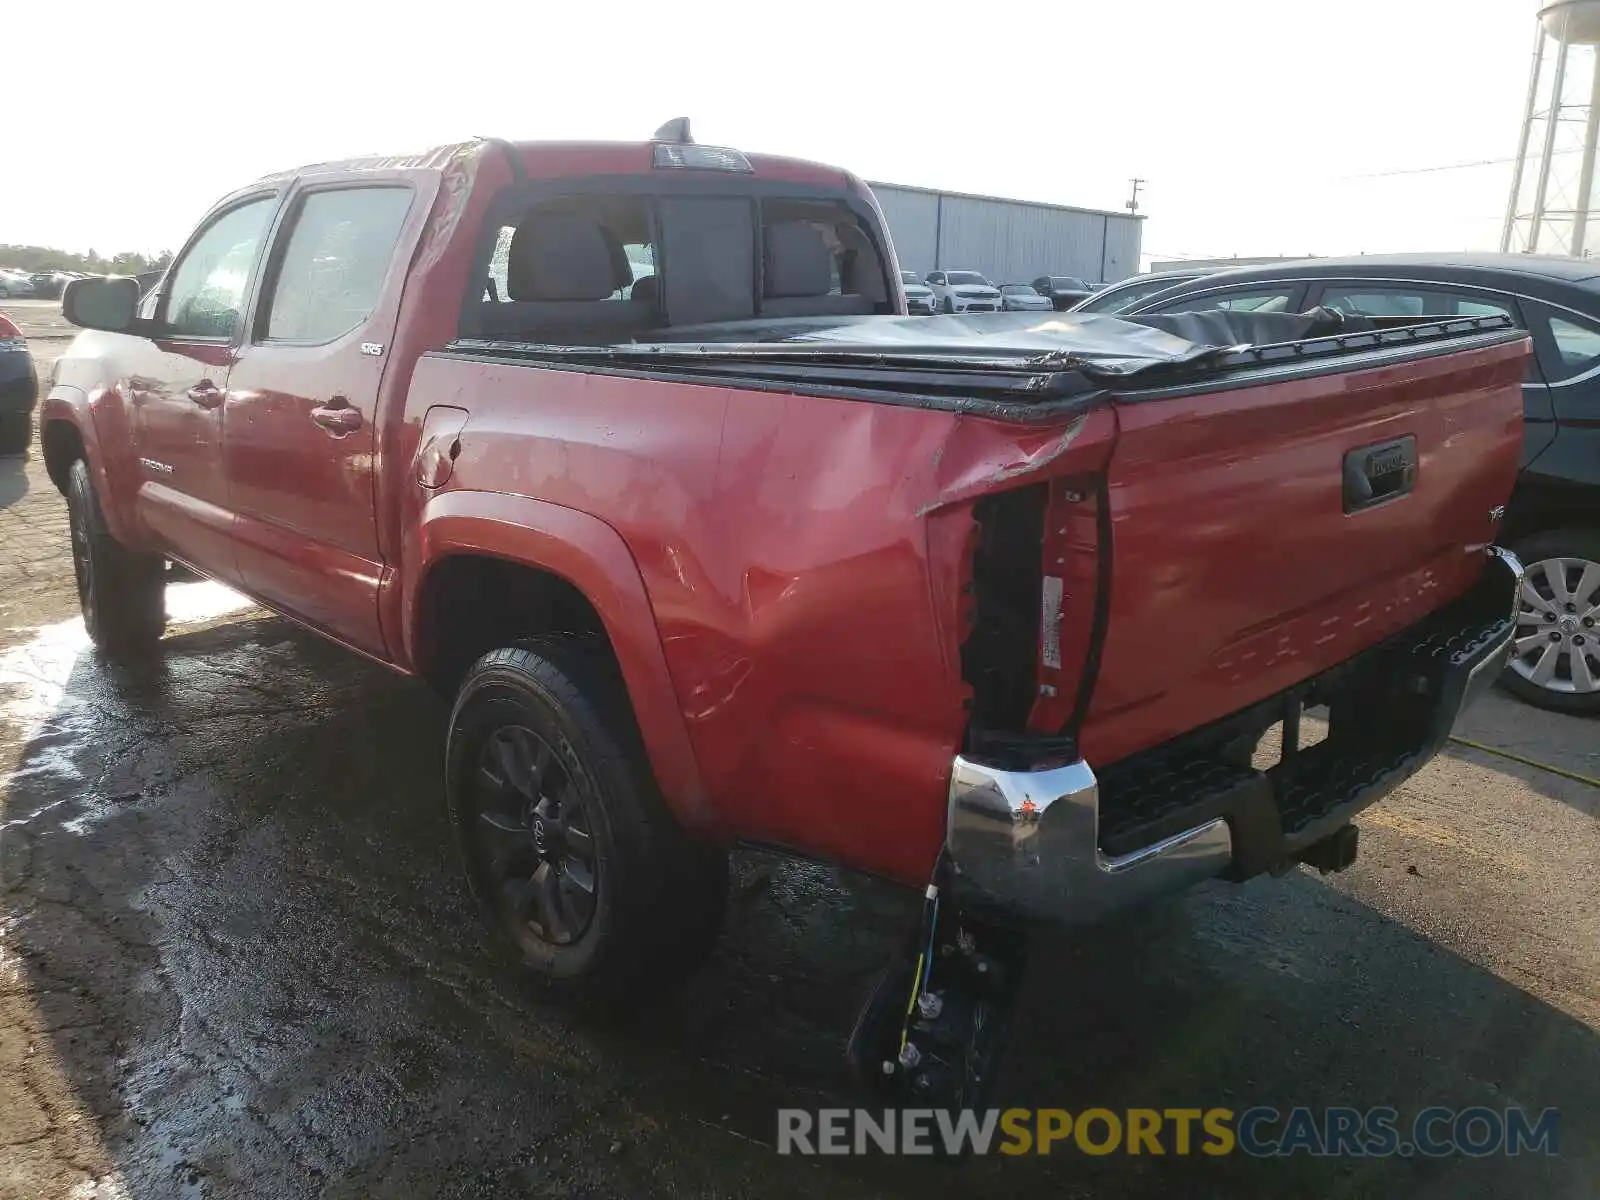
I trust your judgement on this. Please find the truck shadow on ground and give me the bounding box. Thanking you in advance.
[0,453,29,510]
[0,610,1594,1199]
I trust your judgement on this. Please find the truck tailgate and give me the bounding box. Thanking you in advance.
[1078,335,1527,768]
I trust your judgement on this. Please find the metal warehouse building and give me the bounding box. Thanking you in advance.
[867,182,1144,287]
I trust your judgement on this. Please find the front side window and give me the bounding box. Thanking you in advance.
[163,197,276,338]
[1077,276,1193,314]
[1320,289,1425,318]
[263,187,412,342]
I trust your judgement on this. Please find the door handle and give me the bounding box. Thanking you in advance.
[310,399,363,434]
[187,380,224,409]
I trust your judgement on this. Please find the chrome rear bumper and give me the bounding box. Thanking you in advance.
[946,757,1233,924]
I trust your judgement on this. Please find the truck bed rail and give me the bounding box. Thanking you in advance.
[440,314,1523,423]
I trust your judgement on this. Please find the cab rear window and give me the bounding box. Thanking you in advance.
[466,189,890,344]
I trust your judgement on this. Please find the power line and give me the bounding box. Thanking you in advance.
[1338,149,1583,180]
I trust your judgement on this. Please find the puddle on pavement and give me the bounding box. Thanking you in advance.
[0,582,256,825]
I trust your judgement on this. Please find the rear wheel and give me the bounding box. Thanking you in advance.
[1501,528,1600,715]
[446,638,727,1007]
[65,458,165,657]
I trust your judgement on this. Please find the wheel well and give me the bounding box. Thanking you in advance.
[41,420,85,493]
[417,554,609,695]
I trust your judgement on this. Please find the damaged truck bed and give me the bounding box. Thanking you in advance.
[430,307,1528,895]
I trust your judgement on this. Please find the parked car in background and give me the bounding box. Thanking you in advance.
[925,269,1001,313]
[0,312,38,453]
[28,272,65,299]
[1126,253,1600,714]
[0,271,33,298]
[999,283,1053,312]
[1031,274,1097,310]
[1071,269,1206,315]
[900,270,939,315]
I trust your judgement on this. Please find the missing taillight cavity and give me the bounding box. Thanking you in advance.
[960,486,1046,752]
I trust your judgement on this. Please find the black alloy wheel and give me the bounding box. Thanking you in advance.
[471,723,599,950]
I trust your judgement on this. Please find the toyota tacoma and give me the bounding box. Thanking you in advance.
[46,125,1526,1103]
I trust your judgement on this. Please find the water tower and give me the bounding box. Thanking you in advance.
[1503,0,1600,255]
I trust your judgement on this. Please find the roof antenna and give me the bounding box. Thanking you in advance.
[653,118,693,144]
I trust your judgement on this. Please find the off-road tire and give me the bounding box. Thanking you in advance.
[446,637,728,1007]
[66,458,165,657]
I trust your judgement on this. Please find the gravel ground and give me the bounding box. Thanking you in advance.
[0,298,1596,1198]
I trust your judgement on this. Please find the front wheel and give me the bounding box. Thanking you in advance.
[446,638,727,1007]
[1501,528,1600,715]
[66,458,165,657]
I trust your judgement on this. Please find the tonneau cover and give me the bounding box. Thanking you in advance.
[786,308,1374,374]
[445,308,1521,416]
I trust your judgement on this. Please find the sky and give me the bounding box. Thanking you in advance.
[1,0,1546,266]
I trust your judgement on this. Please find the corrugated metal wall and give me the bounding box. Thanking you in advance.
[868,183,1142,286]
[870,188,941,278]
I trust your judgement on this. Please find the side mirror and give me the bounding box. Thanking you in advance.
[62,276,142,333]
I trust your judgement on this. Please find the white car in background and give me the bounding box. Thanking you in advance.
[925,269,1002,314]
[999,283,1054,312]
[900,270,939,315]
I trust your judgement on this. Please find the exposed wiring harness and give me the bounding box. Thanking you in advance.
[897,884,940,1060]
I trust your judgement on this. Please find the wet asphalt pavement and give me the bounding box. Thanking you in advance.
[1,299,1597,1198]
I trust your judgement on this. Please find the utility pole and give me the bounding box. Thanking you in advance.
[1126,178,1144,214]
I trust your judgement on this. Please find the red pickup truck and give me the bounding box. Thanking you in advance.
[47,129,1526,1097]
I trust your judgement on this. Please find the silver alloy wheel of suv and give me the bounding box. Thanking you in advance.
[1510,555,1600,696]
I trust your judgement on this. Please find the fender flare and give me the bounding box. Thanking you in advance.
[403,489,709,827]
[40,386,142,547]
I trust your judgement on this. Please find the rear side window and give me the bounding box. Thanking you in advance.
[1543,312,1600,380]
[263,187,412,343]
[1316,285,1514,322]
[162,197,276,339]
[1320,289,1426,318]
[1148,286,1299,315]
